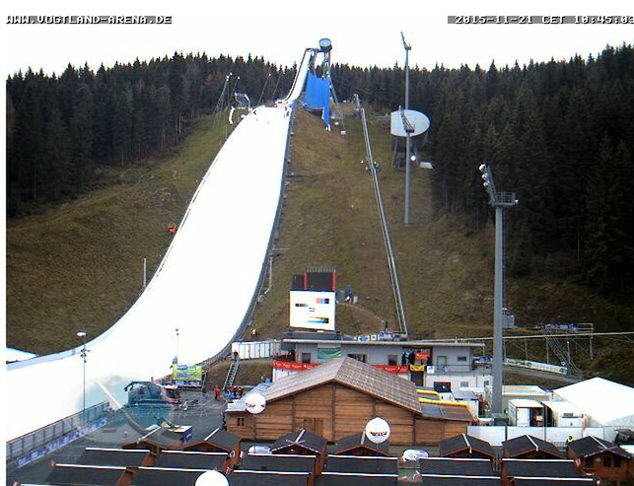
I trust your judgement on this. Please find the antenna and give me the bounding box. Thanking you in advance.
[400,31,411,51]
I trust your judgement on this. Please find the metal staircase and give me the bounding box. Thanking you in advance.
[545,332,579,375]
[223,358,240,389]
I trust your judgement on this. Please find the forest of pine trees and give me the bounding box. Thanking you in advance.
[6,52,295,215]
[6,44,634,295]
[330,43,634,295]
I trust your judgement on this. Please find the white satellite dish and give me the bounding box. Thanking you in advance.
[245,392,266,414]
[365,417,391,444]
[390,110,430,137]
[195,470,229,486]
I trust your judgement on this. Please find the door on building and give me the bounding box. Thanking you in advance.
[302,418,324,437]
[437,355,448,372]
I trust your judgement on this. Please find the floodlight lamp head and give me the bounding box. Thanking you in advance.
[76,331,87,338]
[483,182,489,188]
[410,155,416,162]
[318,38,332,53]
[481,173,488,181]
[479,163,486,172]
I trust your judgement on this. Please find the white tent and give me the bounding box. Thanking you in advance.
[553,377,634,427]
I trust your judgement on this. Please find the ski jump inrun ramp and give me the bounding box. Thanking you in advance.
[7,45,316,441]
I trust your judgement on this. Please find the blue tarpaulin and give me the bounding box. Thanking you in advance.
[304,72,331,128]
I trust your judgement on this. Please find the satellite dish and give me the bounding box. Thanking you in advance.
[390,110,430,137]
[365,417,391,444]
[195,470,229,486]
[245,392,266,415]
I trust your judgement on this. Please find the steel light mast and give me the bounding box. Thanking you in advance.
[401,32,413,225]
[479,162,518,415]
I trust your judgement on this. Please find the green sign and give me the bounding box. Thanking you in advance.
[171,364,203,381]
[317,347,342,360]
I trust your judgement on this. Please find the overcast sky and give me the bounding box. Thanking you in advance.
[2,0,633,76]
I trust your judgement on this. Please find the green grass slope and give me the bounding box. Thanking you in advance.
[7,115,228,354]
[7,107,632,384]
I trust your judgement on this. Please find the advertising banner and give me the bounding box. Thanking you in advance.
[171,364,203,387]
[289,290,336,330]
[317,347,342,360]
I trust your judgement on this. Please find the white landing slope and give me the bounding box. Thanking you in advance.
[6,106,293,440]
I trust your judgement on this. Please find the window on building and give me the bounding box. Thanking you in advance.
[236,417,245,427]
[301,352,312,363]
[348,353,367,363]
[388,355,398,366]
[457,356,468,362]
[483,380,490,386]
[460,381,469,388]
[603,456,612,468]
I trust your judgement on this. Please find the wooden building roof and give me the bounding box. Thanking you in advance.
[183,427,240,453]
[131,467,208,486]
[438,434,495,458]
[263,357,421,414]
[411,475,500,485]
[421,403,474,422]
[418,457,496,476]
[324,455,398,474]
[122,427,183,452]
[502,458,582,478]
[240,453,316,473]
[502,435,564,458]
[46,464,129,486]
[567,435,632,458]
[512,479,593,486]
[230,470,310,485]
[153,450,227,470]
[315,472,398,485]
[333,432,390,456]
[271,429,327,455]
[76,448,152,467]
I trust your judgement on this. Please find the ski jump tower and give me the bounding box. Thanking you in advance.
[302,38,343,131]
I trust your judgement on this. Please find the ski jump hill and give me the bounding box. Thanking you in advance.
[6,43,325,441]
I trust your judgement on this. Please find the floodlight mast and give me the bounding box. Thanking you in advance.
[401,32,413,224]
[479,162,517,415]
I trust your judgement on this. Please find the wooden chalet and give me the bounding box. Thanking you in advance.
[183,427,241,467]
[122,427,183,454]
[502,435,565,459]
[333,432,390,456]
[567,435,632,485]
[271,429,328,476]
[438,434,495,460]
[226,357,474,445]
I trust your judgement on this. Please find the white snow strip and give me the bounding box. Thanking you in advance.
[6,47,315,441]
